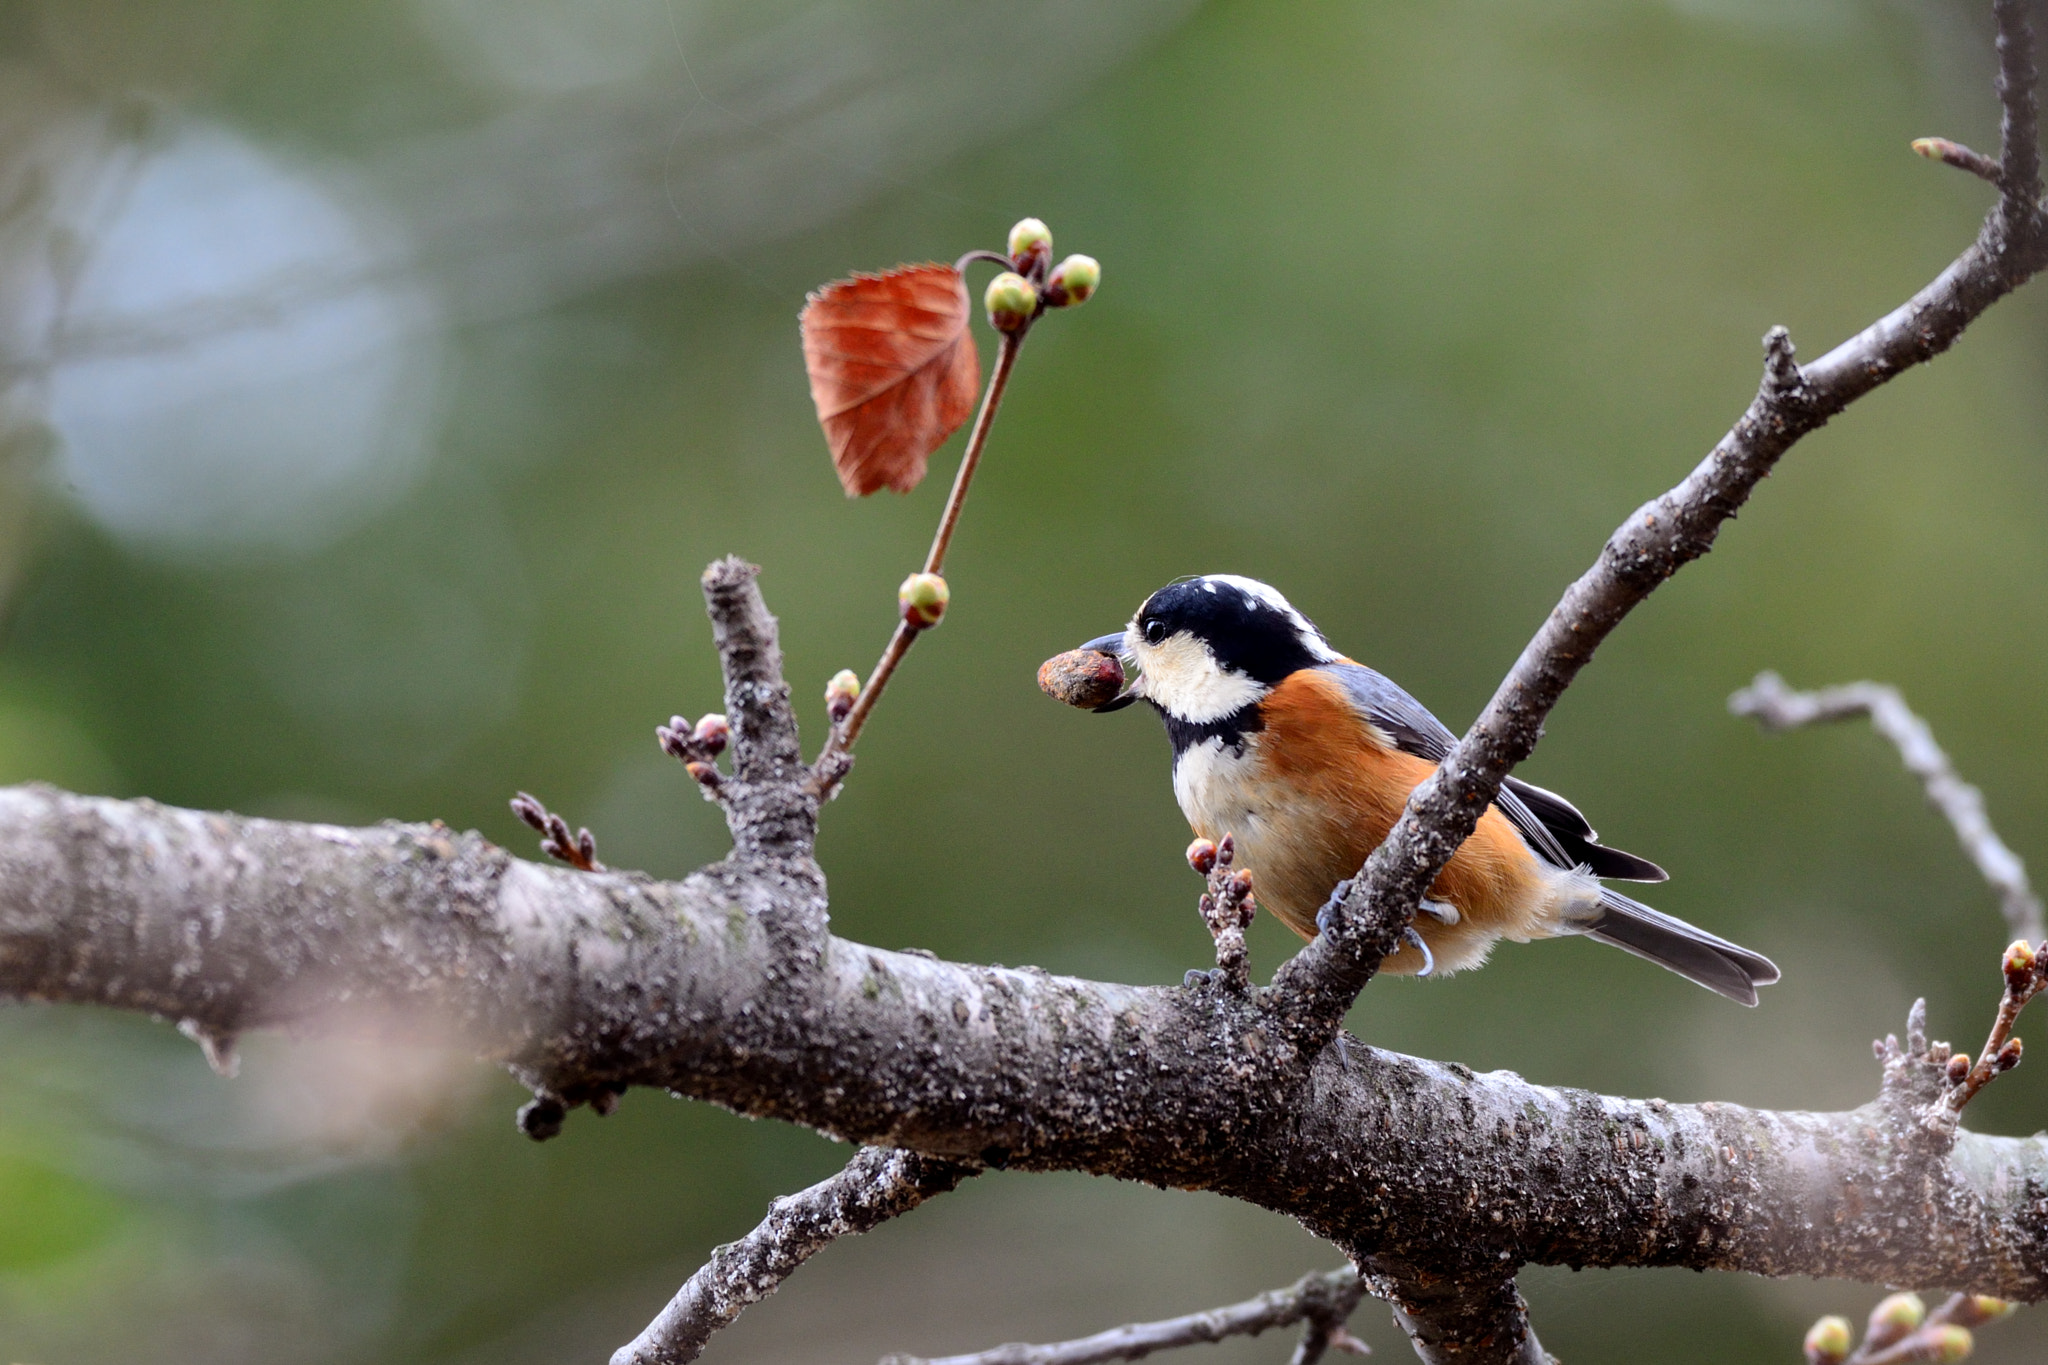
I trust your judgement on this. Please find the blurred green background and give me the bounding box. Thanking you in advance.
[1,0,2045,1361]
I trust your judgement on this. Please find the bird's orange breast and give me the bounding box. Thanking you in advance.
[1184,668,1556,974]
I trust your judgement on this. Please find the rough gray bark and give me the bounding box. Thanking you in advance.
[3,725,2048,1285]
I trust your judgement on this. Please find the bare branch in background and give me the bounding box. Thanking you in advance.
[612,1147,976,1365]
[879,1266,1367,1365]
[1729,672,2046,945]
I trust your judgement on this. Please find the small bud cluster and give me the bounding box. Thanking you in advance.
[826,668,861,725]
[658,712,732,799]
[1804,1290,2013,1365]
[1936,937,2046,1121]
[981,217,1103,335]
[510,791,601,872]
[1189,833,1257,993]
[898,572,950,629]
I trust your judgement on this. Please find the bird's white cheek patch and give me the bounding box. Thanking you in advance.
[1134,633,1264,723]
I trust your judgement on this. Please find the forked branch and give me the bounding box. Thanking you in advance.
[613,1148,976,1365]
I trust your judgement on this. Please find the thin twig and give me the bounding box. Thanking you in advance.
[1729,672,2046,945]
[1912,137,2006,188]
[880,1266,1364,1365]
[815,329,1026,774]
[612,1147,976,1365]
[924,330,1023,578]
[1939,939,2045,1120]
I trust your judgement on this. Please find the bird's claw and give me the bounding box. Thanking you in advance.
[1417,898,1459,926]
[1402,925,1436,978]
[1184,967,1215,989]
[1315,878,1356,935]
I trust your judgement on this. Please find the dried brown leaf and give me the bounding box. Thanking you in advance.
[800,263,981,496]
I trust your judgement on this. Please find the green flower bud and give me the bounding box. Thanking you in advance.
[1007,217,1053,275]
[1964,1295,2017,1323]
[1045,254,1100,307]
[1923,1325,1975,1363]
[1804,1315,1852,1365]
[984,272,1037,333]
[899,572,950,629]
[826,669,861,723]
[1868,1293,1927,1349]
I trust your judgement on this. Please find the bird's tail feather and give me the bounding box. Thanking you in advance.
[1581,889,1780,1007]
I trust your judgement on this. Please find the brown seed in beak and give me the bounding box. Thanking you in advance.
[1038,649,1127,710]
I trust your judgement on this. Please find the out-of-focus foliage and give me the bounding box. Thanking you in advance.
[0,1,2044,1362]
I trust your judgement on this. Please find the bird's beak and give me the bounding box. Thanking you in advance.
[1078,633,1138,712]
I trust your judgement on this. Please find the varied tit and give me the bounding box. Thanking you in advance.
[1075,575,1779,1005]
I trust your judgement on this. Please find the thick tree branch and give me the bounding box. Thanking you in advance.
[613,1146,975,1365]
[6,787,2048,1307]
[879,1266,1366,1365]
[1730,673,2046,945]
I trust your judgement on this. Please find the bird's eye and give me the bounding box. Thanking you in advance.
[1143,619,1167,645]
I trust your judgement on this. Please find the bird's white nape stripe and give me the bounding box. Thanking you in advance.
[1199,574,1337,662]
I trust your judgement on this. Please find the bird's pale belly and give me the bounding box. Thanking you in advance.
[1170,732,1578,975]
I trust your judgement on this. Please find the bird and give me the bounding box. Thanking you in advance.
[1072,574,1779,1005]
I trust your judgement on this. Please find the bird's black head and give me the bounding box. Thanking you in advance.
[1082,575,1335,725]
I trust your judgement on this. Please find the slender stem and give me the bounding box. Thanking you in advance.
[834,621,917,754]
[814,329,1026,774]
[925,329,1023,577]
[879,1266,1362,1365]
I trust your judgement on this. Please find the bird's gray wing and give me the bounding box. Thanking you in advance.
[1317,661,1664,880]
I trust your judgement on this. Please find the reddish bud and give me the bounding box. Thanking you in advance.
[1044,254,1100,307]
[1946,1053,1972,1083]
[826,669,861,724]
[1216,833,1235,866]
[510,792,547,831]
[1996,1037,2023,1070]
[2004,939,2037,989]
[692,713,730,756]
[984,272,1037,333]
[1037,648,1126,709]
[1230,868,1254,897]
[1187,838,1219,875]
[899,572,950,628]
[1804,1315,1852,1365]
[1007,217,1053,277]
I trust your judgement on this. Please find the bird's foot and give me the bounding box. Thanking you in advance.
[1402,925,1436,978]
[1315,878,1356,936]
[1417,898,1460,926]
[1184,967,1215,989]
